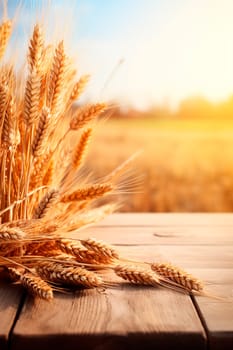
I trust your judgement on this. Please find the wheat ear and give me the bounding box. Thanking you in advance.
[0,226,25,240]
[47,41,67,115]
[70,103,107,130]
[37,262,103,288]
[56,239,113,264]
[30,150,53,189]
[20,272,53,300]
[1,93,17,148]
[69,74,90,103]
[24,70,41,125]
[0,20,12,60]
[151,262,204,292]
[7,266,25,281]
[81,238,119,261]
[114,264,160,286]
[60,183,113,202]
[32,107,51,157]
[28,24,44,73]
[72,128,92,169]
[33,189,59,219]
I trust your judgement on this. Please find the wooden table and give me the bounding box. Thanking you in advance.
[1,214,233,350]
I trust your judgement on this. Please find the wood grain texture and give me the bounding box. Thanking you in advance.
[99,213,233,227]
[191,269,233,350]
[11,285,206,350]
[0,281,23,350]
[7,214,233,350]
[115,245,233,269]
[79,225,233,245]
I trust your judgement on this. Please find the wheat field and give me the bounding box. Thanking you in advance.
[86,117,233,212]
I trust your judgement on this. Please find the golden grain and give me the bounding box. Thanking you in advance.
[61,183,113,202]
[72,128,92,169]
[37,262,103,288]
[28,24,44,73]
[151,262,203,292]
[33,189,59,219]
[32,107,51,157]
[81,238,119,260]
[70,103,107,130]
[20,272,53,300]
[114,264,160,286]
[0,20,12,60]
[0,226,25,241]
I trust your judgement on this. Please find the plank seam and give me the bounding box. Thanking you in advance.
[7,292,26,350]
[191,294,210,350]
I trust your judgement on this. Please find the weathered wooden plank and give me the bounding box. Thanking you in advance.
[193,283,233,350]
[0,281,23,350]
[183,268,233,349]
[78,225,233,245]
[99,214,233,227]
[11,286,206,350]
[116,245,233,269]
[8,214,233,350]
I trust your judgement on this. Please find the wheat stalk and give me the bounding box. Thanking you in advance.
[0,12,206,301]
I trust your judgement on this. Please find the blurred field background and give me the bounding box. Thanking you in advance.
[86,98,233,212]
[7,0,233,212]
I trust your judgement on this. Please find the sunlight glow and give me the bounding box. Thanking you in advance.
[5,0,233,109]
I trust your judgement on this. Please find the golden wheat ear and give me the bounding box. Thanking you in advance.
[150,262,204,292]
[0,20,12,60]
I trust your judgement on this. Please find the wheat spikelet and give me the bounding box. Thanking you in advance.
[30,150,53,189]
[72,128,92,169]
[0,20,12,60]
[0,226,25,241]
[42,160,54,185]
[0,84,8,129]
[33,189,59,219]
[70,103,107,130]
[37,262,103,288]
[69,74,90,103]
[20,272,53,300]
[61,183,113,203]
[114,264,160,286]
[47,41,67,115]
[1,94,18,149]
[56,238,112,264]
[25,240,58,256]
[7,266,25,281]
[151,262,203,292]
[32,107,51,157]
[28,24,44,73]
[24,70,41,125]
[81,238,119,261]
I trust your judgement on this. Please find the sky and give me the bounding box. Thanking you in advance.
[3,0,233,110]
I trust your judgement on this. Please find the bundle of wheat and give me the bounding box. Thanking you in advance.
[0,13,205,300]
